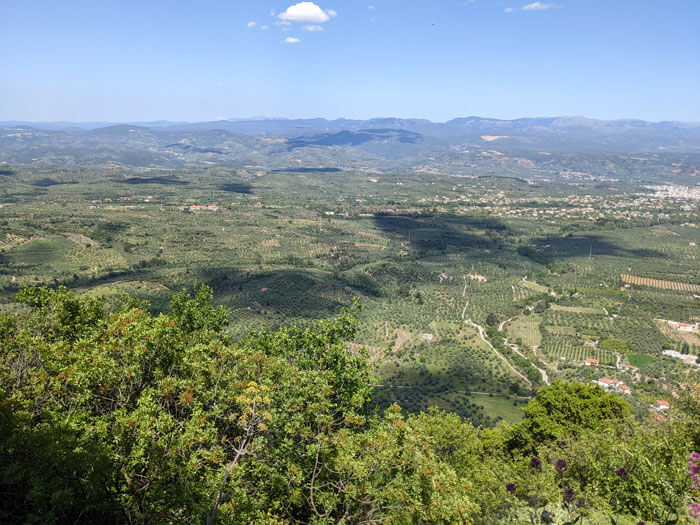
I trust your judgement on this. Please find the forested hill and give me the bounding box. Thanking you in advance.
[1,284,698,524]
[2,116,700,183]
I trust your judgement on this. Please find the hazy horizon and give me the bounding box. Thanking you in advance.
[4,114,700,126]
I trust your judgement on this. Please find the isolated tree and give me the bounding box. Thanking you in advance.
[508,381,632,450]
[486,312,499,327]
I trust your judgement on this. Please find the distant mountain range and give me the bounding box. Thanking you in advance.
[4,115,700,140]
[1,117,699,182]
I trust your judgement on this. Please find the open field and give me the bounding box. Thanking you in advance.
[470,394,526,424]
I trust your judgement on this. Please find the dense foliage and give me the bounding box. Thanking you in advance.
[1,285,698,523]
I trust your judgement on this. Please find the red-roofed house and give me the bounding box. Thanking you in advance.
[584,358,599,366]
[654,400,670,411]
[594,377,622,391]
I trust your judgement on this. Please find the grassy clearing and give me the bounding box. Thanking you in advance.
[471,394,526,424]
[628,353,654,367]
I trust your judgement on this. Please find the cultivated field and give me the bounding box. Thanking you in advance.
[621,274,700,293]
[1,166,698,423]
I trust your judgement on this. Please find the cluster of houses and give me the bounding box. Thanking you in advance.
[662,349,699,366]
[417,187,700,225]
[592,377,632,395]
[584,358,639,374]
[591,378,672,419]
[647,184,700,201]
[667,320,700,333]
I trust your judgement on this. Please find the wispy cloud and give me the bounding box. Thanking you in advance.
[283,37,301,44]
[523,2,556,10]
[260,25,270,30]
[279,2,337,24]
[302,25,324,31]
[247,21,257,28]
[505,2,557,12]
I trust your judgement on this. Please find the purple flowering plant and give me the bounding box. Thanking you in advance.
[530,456,542,473]
[501,456,586,524]
[555,459,568,474]
[690,452,700,524]
[690,452,700,490]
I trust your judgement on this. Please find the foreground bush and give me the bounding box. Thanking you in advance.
[0,285,696,523]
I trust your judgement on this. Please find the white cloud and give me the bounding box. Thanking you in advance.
[522,2,555,10]
[247,21,257,28]
[303,25,324,31]
[284,37,301,44]
[269,9,276,16]
[505,2,556,12]
[368,4,374,9]
[369,17,377,22]
[260,25,270,30]
[279,2,336,23]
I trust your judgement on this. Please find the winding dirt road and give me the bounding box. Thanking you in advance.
[463,317,533,388]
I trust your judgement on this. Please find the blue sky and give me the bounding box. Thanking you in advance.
[1,0,698,122]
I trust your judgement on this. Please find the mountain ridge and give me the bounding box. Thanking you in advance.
[2,116,699,181]
[3,115,700,134]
